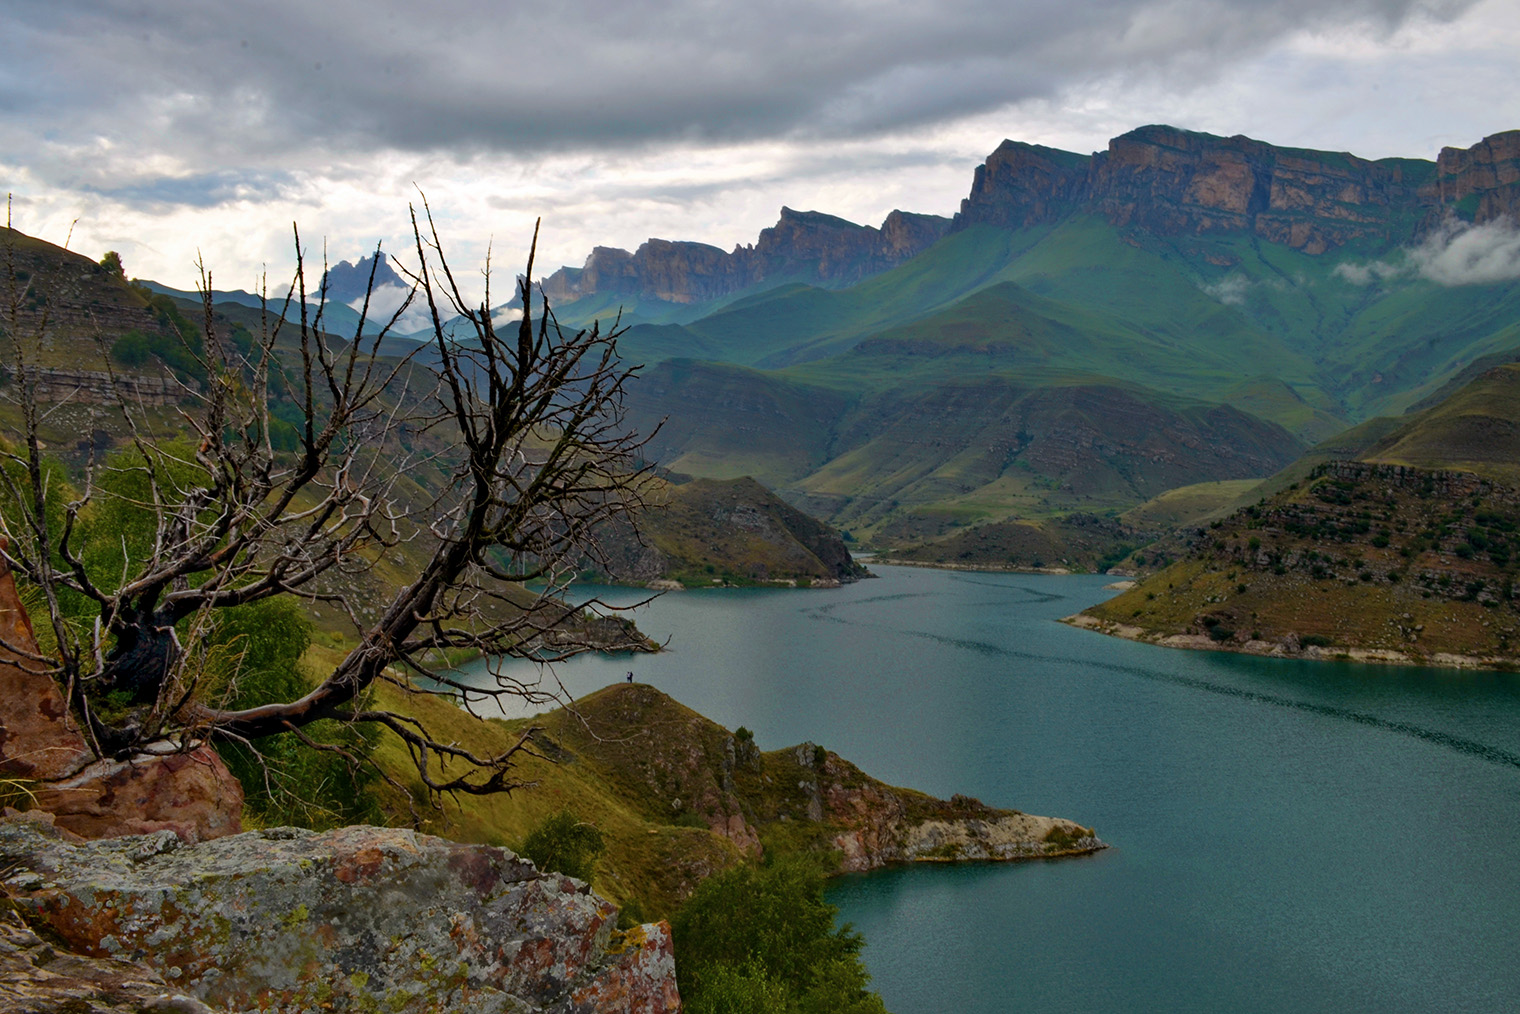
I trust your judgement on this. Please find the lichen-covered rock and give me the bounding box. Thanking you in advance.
[0,913,220,1014]
[0,819,680,1014]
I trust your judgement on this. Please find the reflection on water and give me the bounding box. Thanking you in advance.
[456,566,1520,1014]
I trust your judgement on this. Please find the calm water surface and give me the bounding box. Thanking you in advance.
[463,565,1520,1013]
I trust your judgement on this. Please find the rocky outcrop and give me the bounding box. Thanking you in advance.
[27,747,244,844]
[0,905,219,1014]
[17,366,188,406]
[0,819,680,1014]
[548,685,1106,887]
[954,125,1520,254]
[538,207,950,306]
[319,251,407,304]
[1429,129,1520,226]
[783,743,1106,873]
[955,141,1093,230]
[0,556,242,843]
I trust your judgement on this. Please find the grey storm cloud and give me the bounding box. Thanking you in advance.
[3,0,1472,176]
[82,170,301,210]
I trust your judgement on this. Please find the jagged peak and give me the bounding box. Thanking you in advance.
[320,249,405,304]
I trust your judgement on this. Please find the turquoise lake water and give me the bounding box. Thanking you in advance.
[462,565,1520,1013]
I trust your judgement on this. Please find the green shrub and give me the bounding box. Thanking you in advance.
[209,598,379,829]
[672,857,885,1014]
[519,810,606,883]
[111,331,151,366]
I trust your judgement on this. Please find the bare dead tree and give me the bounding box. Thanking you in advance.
[0,200,655,797]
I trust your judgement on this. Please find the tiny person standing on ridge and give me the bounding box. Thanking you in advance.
[626,671,634,683]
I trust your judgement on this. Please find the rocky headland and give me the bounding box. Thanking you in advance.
[1071,460,1520,669]
[592,476,869,588]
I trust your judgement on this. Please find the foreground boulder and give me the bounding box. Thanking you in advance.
[0,910,217,1014]
[0,819,680,1014]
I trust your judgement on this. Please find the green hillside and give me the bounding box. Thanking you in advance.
[593,476,868,587]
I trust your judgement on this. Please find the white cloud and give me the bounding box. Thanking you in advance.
[1201,274,1252,305]
[1335,216,1520,287]
[1410,216,1520,285]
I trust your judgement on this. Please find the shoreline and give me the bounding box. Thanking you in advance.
[1061,612,1520,672]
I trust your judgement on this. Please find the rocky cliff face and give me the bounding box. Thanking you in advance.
[1430,130,1520,226]
[319,251,407,304]
[539,207,950,306]
[955,125,1520,254]
[0,819,679,1014]
[955,141,1093,231]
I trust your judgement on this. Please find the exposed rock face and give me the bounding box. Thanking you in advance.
[17,366,188,406]
[956,141,1093,230]
[953,125,1520,254]
[0,561,93,785]
[29,747,244,844]
[786,745,1106,873]
[1430,129,1520,226]
[0,819,681,1014]
[0,557,242,844]
[538,207,950,306]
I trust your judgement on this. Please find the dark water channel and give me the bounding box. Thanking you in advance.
[462,565,1520,1013]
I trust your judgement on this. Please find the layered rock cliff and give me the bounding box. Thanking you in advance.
[539,207,950,306]
[1431,130,1520,226]
[955,125,1520,254]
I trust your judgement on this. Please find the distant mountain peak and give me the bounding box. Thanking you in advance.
[320,250,406,305]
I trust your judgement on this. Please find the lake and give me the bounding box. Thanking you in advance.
[462,565,1520,1013]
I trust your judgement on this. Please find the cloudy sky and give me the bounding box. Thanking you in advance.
[2,0,1517,296]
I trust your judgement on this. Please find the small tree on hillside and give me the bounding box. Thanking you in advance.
[0,200,654,801]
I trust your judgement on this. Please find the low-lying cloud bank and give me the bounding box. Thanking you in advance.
[1336,216,1520,286]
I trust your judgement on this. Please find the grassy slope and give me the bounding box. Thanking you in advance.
[1358,364,1520,484]
[1085,467,1520,662]
[596,476,865,587]
[1120,479,1266,531]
